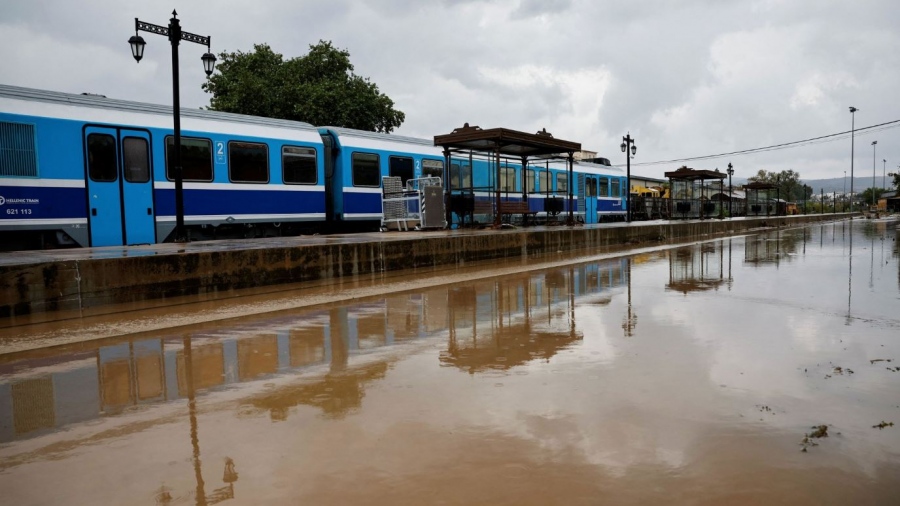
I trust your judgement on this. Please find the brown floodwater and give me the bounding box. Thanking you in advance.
[0,219,899,505]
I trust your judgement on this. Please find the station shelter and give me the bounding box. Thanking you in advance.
[664,166,727,220]
[434,124,581,227]
[744,181,782,216]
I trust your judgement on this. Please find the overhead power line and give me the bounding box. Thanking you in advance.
[619,119,900,168]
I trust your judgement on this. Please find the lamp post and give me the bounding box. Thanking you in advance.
[883,159,887,190]
[775,174,781,216]
[871,140,877,209]
[843,170,846,213]
[129,11,216,242]
[726,162,734,218]
[849,106,857,212]
[620,134,636,223]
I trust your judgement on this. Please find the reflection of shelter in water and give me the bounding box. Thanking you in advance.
[666,241,729,293]
[441,322,581,374]
[248,362,389,421]
[743,232,799,266]
[440,261,626,373]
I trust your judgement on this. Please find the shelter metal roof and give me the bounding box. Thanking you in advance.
[664,166,727,181]
[433,123,581,157]
[744,181,778,190]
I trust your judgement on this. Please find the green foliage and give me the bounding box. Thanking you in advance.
[859,187,885,204]
[747,169,807,202]
[202,41,405,133]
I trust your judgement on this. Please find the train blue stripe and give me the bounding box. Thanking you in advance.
[0,184,85,220]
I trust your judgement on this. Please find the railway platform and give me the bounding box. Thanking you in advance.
[1,214,853,323]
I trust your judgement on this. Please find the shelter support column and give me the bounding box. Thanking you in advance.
[568,153,574,225]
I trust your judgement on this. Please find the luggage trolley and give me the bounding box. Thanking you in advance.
[381,176,446,231]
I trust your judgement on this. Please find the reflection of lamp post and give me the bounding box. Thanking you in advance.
[726,163,734,217]
[129,11,216,242]
[849,106,858,212]
[174,335,237,506]
[622,259,637,337]
[620,134,637,223]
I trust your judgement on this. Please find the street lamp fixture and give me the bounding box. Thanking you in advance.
[620,134,636,223]
[128,35,146,61]
[129,10,216,242]
[849,106,857,212]
[726,162,734,218]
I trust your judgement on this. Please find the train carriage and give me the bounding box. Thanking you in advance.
[317,127,445,230]
[0,85,327,249]
[571,160,627,223]
[1,84,629,250]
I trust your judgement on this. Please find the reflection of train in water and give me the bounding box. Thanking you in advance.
[0,258,627,442]
[0,85,627,250]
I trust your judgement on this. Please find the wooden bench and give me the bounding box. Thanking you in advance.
[498,201,537,225]
[473,201,494,215]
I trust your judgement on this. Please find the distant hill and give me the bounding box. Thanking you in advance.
[802,177,891,195]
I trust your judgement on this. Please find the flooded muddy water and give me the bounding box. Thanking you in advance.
[1,219,898,505]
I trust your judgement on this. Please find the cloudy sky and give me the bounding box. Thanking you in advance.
[2,0,898,183]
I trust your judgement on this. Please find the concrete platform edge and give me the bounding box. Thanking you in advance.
[0,215,851,319]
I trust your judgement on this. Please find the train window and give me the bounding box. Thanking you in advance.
[556,172,568,193]
[539,170,550,192]
[450,163,472,189]
[122,137,150,183]
[229,141,269,183]
[87,133,117,182]
[0,121,38,177]
[352,152,380,187]
[526,169,535,192]
[165,136,213,181]
[283,146,317,184]
[599,178,609,197]
[611,179,621,197]
[586,178,596,197]
[389,156,414,186]
[500,165,516,192]
[422,159,444,180]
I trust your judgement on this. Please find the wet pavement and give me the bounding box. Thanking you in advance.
[0,218,898,505]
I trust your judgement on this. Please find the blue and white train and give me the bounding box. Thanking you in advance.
[0,84,626,250]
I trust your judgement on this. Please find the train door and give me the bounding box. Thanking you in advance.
[583,175,598,224]
[84,126,155,246]
[321,133,337,222]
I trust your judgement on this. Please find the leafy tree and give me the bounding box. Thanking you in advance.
[203,41,405,133]
[747,169,805,201]
[859,187,885,205]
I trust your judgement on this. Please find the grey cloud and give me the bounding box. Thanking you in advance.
[511,0,574,20]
